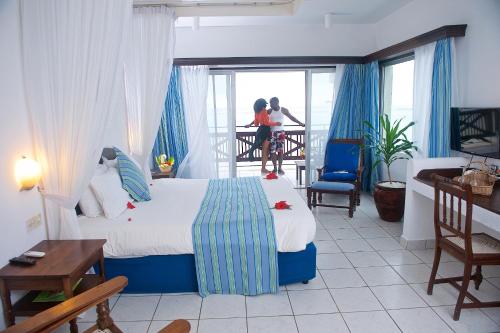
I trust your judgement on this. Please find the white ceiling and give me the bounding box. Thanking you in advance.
[165,0,413,27]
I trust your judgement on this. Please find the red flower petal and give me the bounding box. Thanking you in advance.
[266,172,278,180]
[127,202,136,209]
[273,200,291,210]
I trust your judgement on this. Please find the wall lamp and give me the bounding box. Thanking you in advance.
[15,156,41,191]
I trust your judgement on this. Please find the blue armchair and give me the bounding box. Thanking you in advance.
[317,139,364,205]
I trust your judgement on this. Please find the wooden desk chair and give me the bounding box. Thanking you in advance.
[427,175,500,321]
[0,276,190,333]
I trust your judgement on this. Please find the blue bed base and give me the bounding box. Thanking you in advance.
[96,242,316,293]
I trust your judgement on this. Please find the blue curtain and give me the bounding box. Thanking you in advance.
[327,62,380,191]
[428,38,452,157]
[362,62,381,191]
[152,66,188,171]
[328,65,365,139]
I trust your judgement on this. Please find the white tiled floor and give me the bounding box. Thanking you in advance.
[48,189,500,333]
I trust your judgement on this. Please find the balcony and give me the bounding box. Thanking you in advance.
[235,125,305,162]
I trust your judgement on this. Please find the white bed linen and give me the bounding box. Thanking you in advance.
[79,177,316,257]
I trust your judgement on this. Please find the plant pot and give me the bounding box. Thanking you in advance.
[373,181,406,222]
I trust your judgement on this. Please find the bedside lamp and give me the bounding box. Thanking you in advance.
[15,156,41,191]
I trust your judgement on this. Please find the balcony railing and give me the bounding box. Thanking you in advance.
[235,125,305,162]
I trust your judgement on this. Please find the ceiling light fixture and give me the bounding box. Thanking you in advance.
[324,13,332,29]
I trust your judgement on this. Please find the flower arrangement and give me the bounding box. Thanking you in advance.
[155,154,174,173]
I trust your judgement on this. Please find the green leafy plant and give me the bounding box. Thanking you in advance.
[364,114,417,184]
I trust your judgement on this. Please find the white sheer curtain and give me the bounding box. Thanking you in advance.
[176,66,217,179]
[124,6,175,182]
[413,42,436,158]
[20,0,131,239]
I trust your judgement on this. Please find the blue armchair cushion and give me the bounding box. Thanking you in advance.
[321,171,357,182]
[310,181,355,192]
[324,142,360,174]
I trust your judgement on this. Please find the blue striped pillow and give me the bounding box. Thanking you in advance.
[113,147,151,202]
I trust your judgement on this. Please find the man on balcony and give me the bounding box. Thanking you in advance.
[269,97,305,175]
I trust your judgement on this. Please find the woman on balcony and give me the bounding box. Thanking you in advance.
[246,98,281,174]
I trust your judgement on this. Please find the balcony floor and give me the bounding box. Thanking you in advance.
[236,161,305,188]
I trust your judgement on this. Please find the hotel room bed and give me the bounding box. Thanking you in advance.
[79,177,317,293]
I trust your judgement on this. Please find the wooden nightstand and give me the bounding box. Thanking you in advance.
[0,239,106,333]
[151,170,175,179]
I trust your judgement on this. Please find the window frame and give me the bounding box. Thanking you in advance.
[379,53,415,136]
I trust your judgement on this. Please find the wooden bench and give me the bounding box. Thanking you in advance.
[307,181,356,218]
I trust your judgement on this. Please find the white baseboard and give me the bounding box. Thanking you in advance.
[400,235,435,250]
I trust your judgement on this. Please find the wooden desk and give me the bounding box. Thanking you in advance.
[402,157,500,249]
[0,240,106,333]
[415,168,500,215]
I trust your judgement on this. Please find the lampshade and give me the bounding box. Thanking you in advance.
[15,156,41,191]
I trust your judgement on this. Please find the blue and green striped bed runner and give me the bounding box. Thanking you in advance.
[192,177,279,297]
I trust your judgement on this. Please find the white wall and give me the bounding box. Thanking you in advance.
[175,23,377,58]
[376,0,500,182]
[0,1,47,329]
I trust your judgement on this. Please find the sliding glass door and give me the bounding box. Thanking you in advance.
[206,72,236,178]
[306,69,336,186]
[207,67,335,182]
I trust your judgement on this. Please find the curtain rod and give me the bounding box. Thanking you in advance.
[133,1,294,8]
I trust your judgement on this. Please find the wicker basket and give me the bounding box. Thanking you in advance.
[159,164,172,173]
[453,163,496,196]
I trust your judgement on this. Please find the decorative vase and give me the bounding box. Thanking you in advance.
[373,181,406,222]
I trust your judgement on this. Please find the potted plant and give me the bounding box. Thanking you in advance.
[364,114,417,222]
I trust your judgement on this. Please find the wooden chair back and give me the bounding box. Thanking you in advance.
[1,276,190,333]
[432,174,474,253]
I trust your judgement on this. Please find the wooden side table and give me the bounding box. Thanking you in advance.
[294,160,306,185]
[0,239,106,333]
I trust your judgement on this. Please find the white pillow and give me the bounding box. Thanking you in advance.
[90,168,130,219]
[102,156,118,169]
[78,165,107,217]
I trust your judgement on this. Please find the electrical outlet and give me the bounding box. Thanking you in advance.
[26,213,42,231]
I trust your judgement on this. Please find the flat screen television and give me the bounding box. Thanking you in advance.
[450,107,500,159]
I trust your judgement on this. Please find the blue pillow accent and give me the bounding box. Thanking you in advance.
[324,143,360,174]
[113,147,151,202]
[321,172,357,182]
[311,181,355,192]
